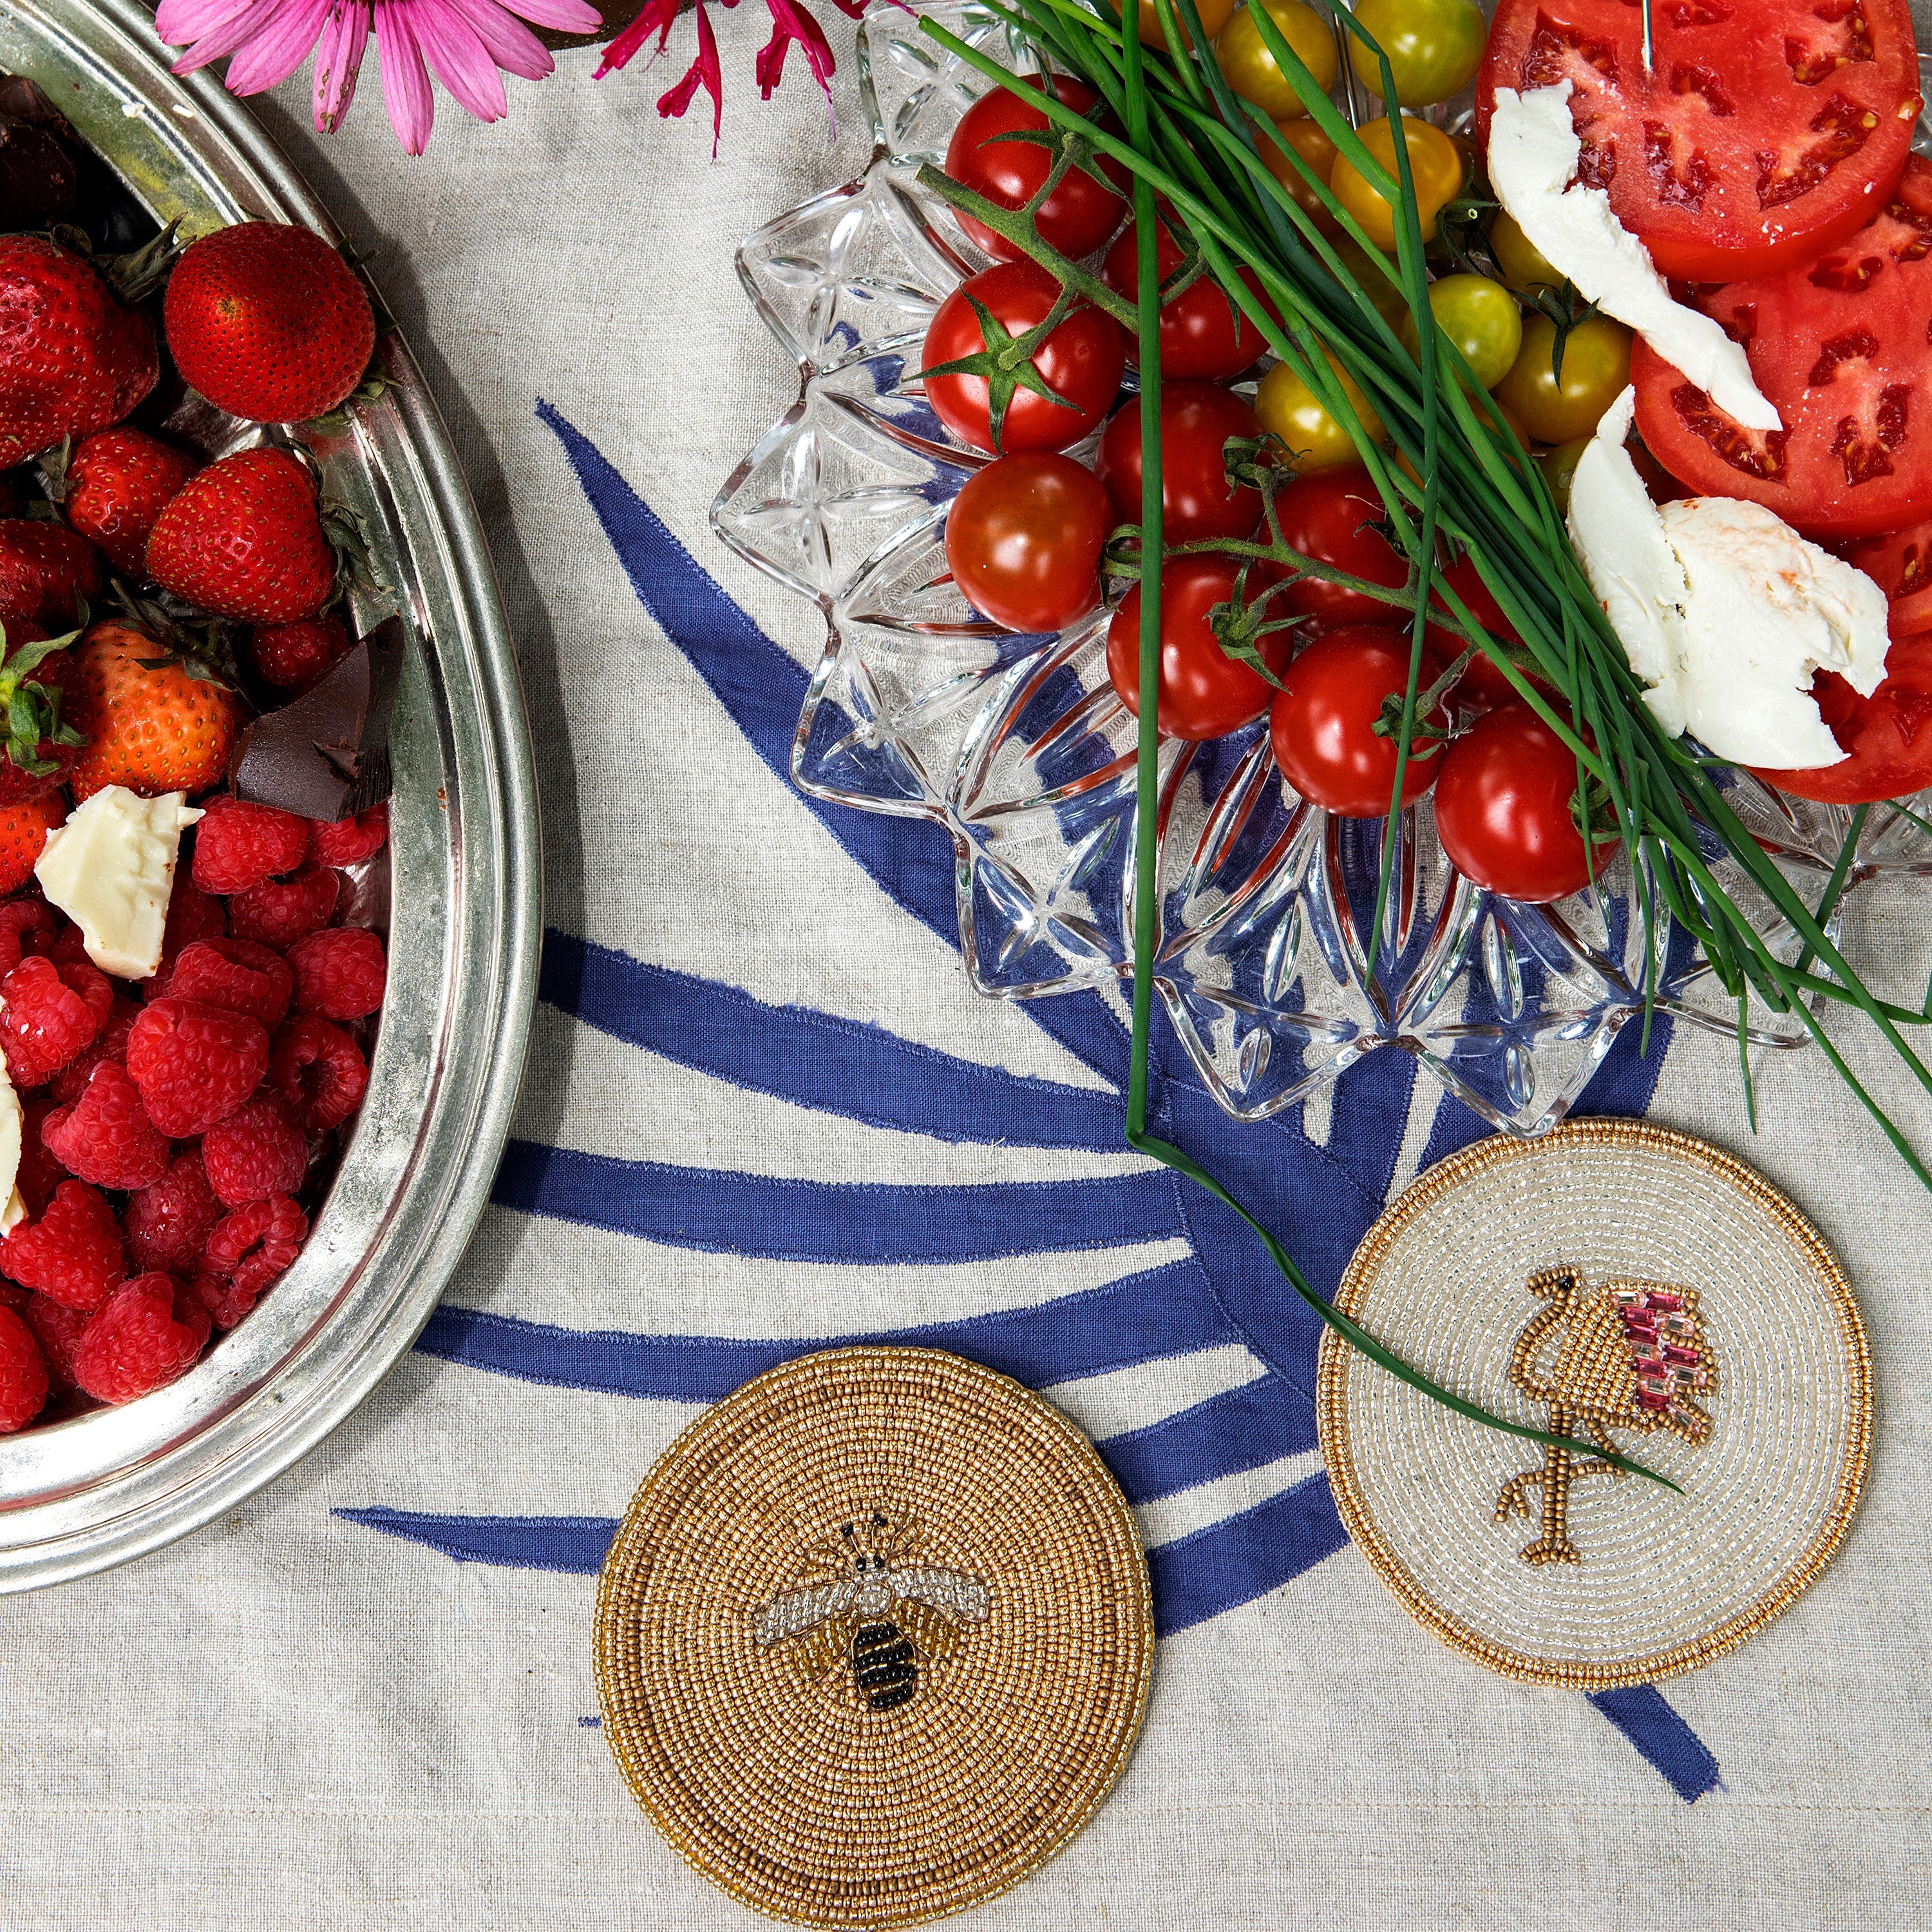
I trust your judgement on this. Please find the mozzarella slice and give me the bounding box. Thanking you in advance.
[35,786,204,981]
[1568,389,1889,768]
[1488,82,1781,433]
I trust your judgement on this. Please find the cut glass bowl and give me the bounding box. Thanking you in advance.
[712,0,1932,1135]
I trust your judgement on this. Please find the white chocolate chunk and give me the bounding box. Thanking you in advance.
[34,786,204,981]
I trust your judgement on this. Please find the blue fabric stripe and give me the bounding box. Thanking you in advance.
[489,1141,1180,1262]
[1147,1470,1350,1634]
[336,1508,618,1572]
[540,929,1122,1151]
[415,1258,1236,1406]
[1588,1687,1723,1803]
[1101,1374,1314,1505]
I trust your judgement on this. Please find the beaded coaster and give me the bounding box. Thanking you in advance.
[594,1346,1152,1928]
[1317,1119,1871,1688]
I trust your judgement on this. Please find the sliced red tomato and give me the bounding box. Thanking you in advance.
[1476,0,1921,282]
[1846,515,1932,636]
[1749,634,1932,801]
[1631,157,1932,539]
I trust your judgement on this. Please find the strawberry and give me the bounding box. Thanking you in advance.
[144,448,334,624]
[0,520,105,632]
[57,429,197,577]
[163,222,376,426]
[0,622,90,804]
[66,620,242,802]
[0,237,158,468]
[0,792,64,895]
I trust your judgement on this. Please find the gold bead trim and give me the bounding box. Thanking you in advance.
[594,1345,1153,1929]
[1316,1118,1872,1689]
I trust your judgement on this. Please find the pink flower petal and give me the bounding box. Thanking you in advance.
[655,1,723,152]
[165,0,288,72]
[372,0,435,153]
[223,0,334,93]
[594,0,678,76]
[499,0,602,31]
[437,0,554,84]
[313,0,370,129]
[409,0,509,121]
[154,0,256,43]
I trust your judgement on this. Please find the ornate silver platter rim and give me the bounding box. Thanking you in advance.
[0,0,541,1589]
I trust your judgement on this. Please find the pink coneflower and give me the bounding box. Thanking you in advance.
[155,0,604,156]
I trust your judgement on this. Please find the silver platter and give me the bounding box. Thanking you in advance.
[0,0,541,1587]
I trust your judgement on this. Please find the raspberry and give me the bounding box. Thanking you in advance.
[0,898,58,976]
[166,938,292,1030]
[125,998,269,1137]
[71,1274,209,1405]
[191,796,310,895]
[147,879,227,996]
[287,926,386,1021]
[15,1095,64,1215]
[269,1014,368,1132]
[1,1180,125,1311]
[246,612,351,692]
[227,867,339,949]
[126,1151,223,1277]
[202,1192,306,1324]
[202,1091,308,1208]
[0,954,112,1086]
[50,994,139,1104]
[43,1063,169,1190]
[0,1305,47,1430]
[0,1280,23,1311]
[309,804,388,868]
[20,1293,86,1388]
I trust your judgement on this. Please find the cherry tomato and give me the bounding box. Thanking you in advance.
[1096,382,1265,543]
[1266,467,1408,624]
[1425,554,1554,710]
[1258,119,1342,238]
[1106,554,1287,740]
[1216,0,1339,121]
[1750,637,1932,804]
[1270,627,1447,816]
[1348,0,1486,109]
[1399,274,1523,393]
[1329,115,1464,252]
[943,78,1128,263]
[945,453,1112,634]
[1488,210,1559,299]
[1101,216,1274,379]
[1254,348,1385,472]
[1138,0,1237,50]
[1494,314,1630,446]
[1631,159,1932,542]
[1477,0,1919,283]
[922,260,1127,455]
[1846,516,1932,639]
[1433,703,1615,902]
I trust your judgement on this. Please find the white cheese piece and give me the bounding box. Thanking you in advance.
[1569,389,1891,768]
[0,1056,21,1238]
[1488,82,1781,433]
[0,1188,25,1237]
[34,786,203,981]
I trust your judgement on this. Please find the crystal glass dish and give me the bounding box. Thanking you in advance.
[712,0,1932,1135]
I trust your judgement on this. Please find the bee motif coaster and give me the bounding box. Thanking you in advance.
[1316,1119,1871,1689]
[594,1345,1152,1929]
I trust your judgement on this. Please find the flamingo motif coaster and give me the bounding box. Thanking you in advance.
[1317,1120,1871,1688]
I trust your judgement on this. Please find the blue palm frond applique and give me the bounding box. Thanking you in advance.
[337,401,1716,1803]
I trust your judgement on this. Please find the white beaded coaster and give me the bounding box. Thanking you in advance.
[1317,1119,1871,1687]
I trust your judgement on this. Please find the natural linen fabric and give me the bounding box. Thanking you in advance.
[2,10,1931,1926]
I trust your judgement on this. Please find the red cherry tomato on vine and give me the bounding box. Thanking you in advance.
[1749,636,1932,804]
[1105,554,1286,741]
[921,260,1127,456]
[945,453,1112,634]
[1433,703,1616,903]
[943,78,1128,262]
[1269,627,1448,819]
[1095,381,1264,543]
[1425,554,1553,712]
[1265,468,1408,627]
[1100,214,1274,381]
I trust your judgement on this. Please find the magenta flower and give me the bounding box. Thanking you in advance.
[155,0,604,155]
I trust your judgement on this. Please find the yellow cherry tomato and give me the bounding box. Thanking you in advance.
[1217,0,1339,122]
[1490,210,1562,297]
[1138,0,1238,49]
[1255,349,1386,472]
[1493,313,1633,444]
[1347,0,1487,109]
[1397,274,1525,392]
[1537,435,1591,515]
[1329,238,1410,326]
[1329,115,1465,252]
[1395,396,1530,489]
[1258,118,1342,236]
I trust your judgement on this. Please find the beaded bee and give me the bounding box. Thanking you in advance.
[751,1511,989,1712]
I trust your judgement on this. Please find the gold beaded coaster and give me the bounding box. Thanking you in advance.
[594,1345,1152,1929]
[1317,1119,1871,1689]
